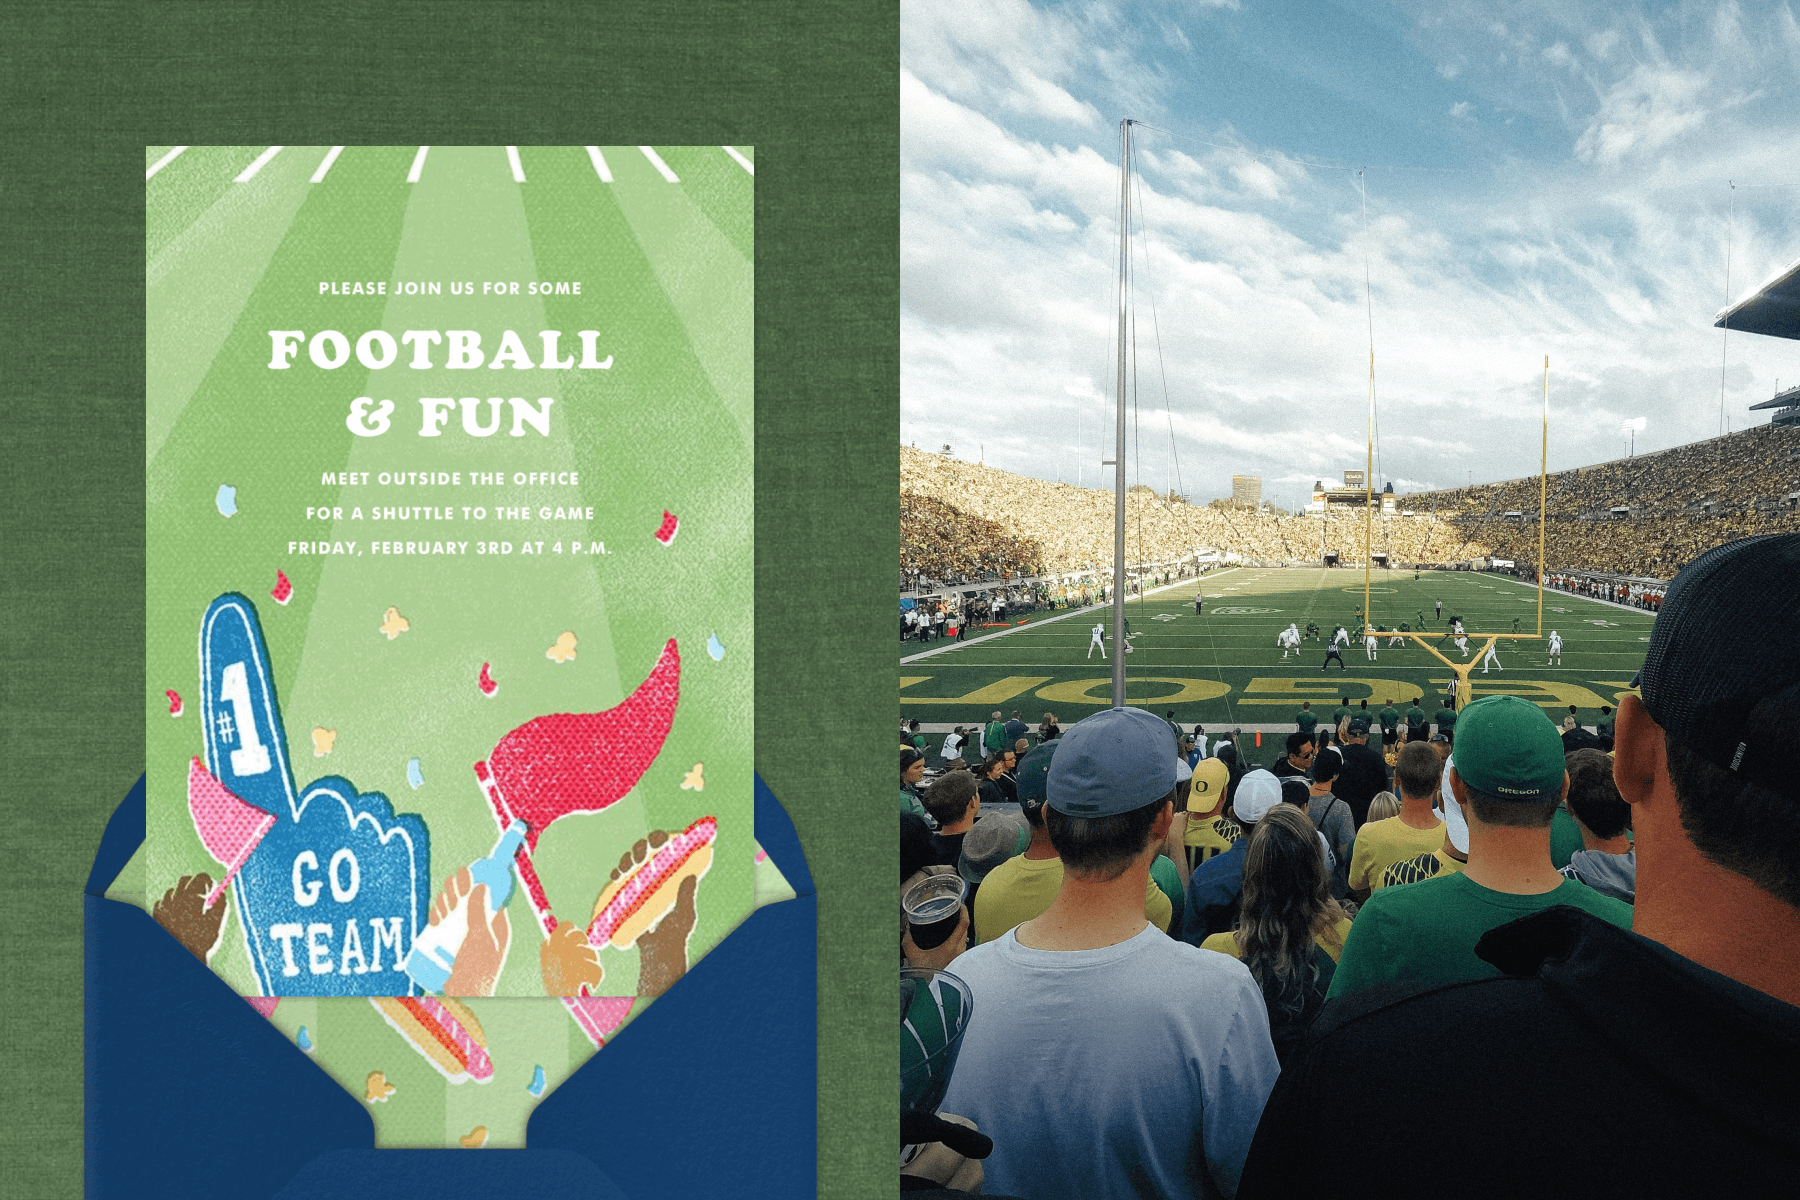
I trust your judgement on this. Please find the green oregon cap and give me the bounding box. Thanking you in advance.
[1450,695,1565,804]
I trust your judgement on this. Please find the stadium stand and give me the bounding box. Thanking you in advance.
[902,446,1490,577]
[1401,421,1800,577]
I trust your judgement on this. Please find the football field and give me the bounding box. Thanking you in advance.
[902,568,1654,738]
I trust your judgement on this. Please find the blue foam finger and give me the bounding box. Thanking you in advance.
[234,776,430,997]
[199,594,299,821]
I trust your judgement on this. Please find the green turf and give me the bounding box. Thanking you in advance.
[901,568,1652,736]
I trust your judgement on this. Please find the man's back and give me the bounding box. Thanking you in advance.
[941,924,1280,1200]
[1326,871,1632,999]
[1240,908,1800,1198]
[974,853,1172,942]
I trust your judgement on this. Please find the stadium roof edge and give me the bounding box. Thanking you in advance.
[1714,251,1800,340]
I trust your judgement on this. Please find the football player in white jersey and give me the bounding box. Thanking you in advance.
[1364,631,1379,660]
[1480,639,1502,673]
[1088,621,1107,659]
[1547,629,1563,665]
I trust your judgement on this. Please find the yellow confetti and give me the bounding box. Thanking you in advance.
[364,1071,395,1103]
[380,607,410,640]
[460,1125,488,1149]
[312,728,337,757]
[546,631,578,663]
[681,762,704,792]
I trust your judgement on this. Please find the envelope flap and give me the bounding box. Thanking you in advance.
[86,773,146,898]
[754,772,813,897]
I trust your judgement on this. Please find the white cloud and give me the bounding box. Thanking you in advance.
[1542,41,1576,68]
[1449,100,1475,119]
[1574,64,1710,162]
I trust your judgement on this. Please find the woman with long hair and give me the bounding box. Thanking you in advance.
[1200,804,1353,1064]
[976,754,1009,810]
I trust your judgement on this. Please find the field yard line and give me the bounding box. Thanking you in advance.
[639,146,680,182]
[723,146,754,175]
[311,146,345,183]
[1489,573,1657,615]
[585,146,613,182]
[146,146,187,180]
[900,571,1236,663]
[233,146,284,182]
[407,145,429,183]
[506,145,526,182]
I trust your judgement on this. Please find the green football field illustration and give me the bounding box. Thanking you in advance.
[147,144,754,1005]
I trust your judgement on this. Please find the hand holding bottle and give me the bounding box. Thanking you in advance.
[428,868,512,997]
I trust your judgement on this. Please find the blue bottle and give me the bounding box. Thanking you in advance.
[403,820,527,993]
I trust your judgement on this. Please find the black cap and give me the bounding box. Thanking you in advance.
[1635,534,1800,797]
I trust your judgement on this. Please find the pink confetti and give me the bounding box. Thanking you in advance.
[245,996,280,1020]
[478,661,499,697]
[271,570,293,606]
[166,689,183,717]
[653,510,679,545]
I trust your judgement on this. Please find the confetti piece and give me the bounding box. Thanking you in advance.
[547,631,578,663]
[365,1071,396,1103]
[681,762,704,792]
[380,606,410,640]
[406,757,424,789]
[707,633,725,661]
[527,1065,547,1097]
[271,570,293,606]
[166,689,183,717]
[312,727,336,757]
[653,510,679,545]
[216,484,237,518]
[296,1026,314,1054]
[755,847,768,863]
[478,661,499,697]
[460,1126,489,1149]
[245,996,280,1020]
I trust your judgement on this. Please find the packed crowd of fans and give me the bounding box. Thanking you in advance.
[902,445,1488,574]
[898,532,1800,1199]
[901,490,1046,582]
[1404,421,1800,578]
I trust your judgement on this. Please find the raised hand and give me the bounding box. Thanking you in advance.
[153,872,228,961]
[430,870,511,997]
[637,874,699,998]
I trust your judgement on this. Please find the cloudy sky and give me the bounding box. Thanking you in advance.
[901,0,1800,508]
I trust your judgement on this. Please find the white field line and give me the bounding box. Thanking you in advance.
[146,146,187,180]
[506,145,525,182]
[234,146,284,182]
[723,146,754,175]
[585,146,613,182]
[407,146,430,183]
[639,146,679,182]
[900,572,1235,664]
[311,146,345,183]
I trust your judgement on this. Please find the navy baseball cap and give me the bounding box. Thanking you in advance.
[1047,707,1179,817]
[1633,534,1800,797]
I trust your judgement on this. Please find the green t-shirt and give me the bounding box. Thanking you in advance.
[902,788,928,822]
[1149,854,1185,934]
[1596,716,1615,739]
[1326,872,1634,1000]
[1434,707,1457,733]
[1296,711,1319,734]
[1405,705,1428,732]
[1332,706,1351,729]
[984,721,1006,753]
[1378,706,1400,733]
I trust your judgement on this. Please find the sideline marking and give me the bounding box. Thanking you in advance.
[146,146,187,180]
[234,146,284,182]
[723,146,754,175]
[585,146,613,182]
[506,146,526,182]
[407,146,430,183]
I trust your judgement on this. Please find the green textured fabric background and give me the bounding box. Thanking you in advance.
[0,5,896,1197]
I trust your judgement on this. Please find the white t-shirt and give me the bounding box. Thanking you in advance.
[1092,623,1105,640]
[940,732,963,758]
[940,924,1280,1200]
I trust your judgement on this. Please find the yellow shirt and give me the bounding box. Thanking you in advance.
[1200,916,1355,963]
[1349,816,1448,894]
[1380,848,1466,889]
[973,853,1172,944]
[1183,808,1244,861]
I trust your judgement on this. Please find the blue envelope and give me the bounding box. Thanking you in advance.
[85,773,816,1199]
